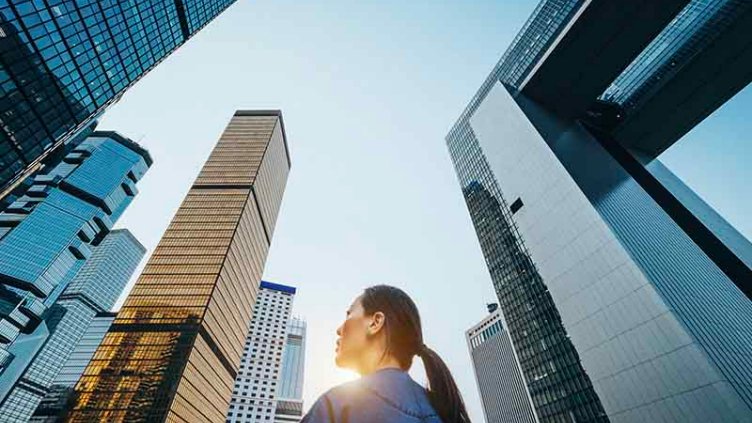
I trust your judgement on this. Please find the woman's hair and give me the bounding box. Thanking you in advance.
[361,285,471,423]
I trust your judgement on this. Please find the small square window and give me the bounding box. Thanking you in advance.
[510,197,524,214]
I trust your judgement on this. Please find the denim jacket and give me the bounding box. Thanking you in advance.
[301,368,443,423]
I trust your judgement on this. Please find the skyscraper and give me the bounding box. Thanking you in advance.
[466,309,537,423]
[0,123,97,212]
[0,16,88,194]
[0,0,237,199]
[447,1,752,422]
[30,312,117,423]
[69,110,291,423]
[46,312,117,393]
[0,230,145,421]
[226,281,304,423]
[0,132,150,406]
[276,318,306,423]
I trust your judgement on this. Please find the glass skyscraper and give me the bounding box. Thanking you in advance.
[0,230,144,422]
[30,312,116,423]
[46,312,116,390]
[600,0,750,111]
[0,131,150,410]
[69,110,291,423]
[447,1,752,422]
[466,309,537,423]
[0,14,88,191]
[0,0,237,200]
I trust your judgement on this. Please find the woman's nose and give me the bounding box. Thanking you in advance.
[336,323,343,336]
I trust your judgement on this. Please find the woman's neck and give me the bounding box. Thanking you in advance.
[358,353,402,376]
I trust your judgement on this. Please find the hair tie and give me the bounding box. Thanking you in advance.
[417,343,428,357]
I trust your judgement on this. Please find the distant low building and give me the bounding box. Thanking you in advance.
[467,309,536,423]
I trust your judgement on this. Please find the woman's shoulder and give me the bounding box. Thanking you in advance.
[311,377,370,411]
[300,381,367,423]
[313,369,407,402]
[302,370,441,423]
[319,378,367,403]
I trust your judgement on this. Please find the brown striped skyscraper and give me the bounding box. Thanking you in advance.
[67,110,291,422]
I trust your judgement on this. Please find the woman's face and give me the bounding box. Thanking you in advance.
[335,296,373,371]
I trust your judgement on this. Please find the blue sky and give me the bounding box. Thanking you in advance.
[103,1,751,420]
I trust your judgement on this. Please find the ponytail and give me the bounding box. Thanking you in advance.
[361,285,471,423]
[419,345,471,423]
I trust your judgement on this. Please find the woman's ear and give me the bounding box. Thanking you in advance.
[368,311,386,335]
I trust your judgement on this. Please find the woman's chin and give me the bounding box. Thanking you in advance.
[334,354,350,370]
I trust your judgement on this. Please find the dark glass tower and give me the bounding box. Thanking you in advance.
[69,110,291,423]
[447,1,752,422]
[459,180,607,422]
[0,132,150,411]
[600,0,751,112]
[0,16,88,192]
[0,0,236,199]
[0,229,145,422]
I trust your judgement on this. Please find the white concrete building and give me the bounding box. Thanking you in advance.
[226,281,306,423]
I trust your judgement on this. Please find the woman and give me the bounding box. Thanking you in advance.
[301,285,471,423]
